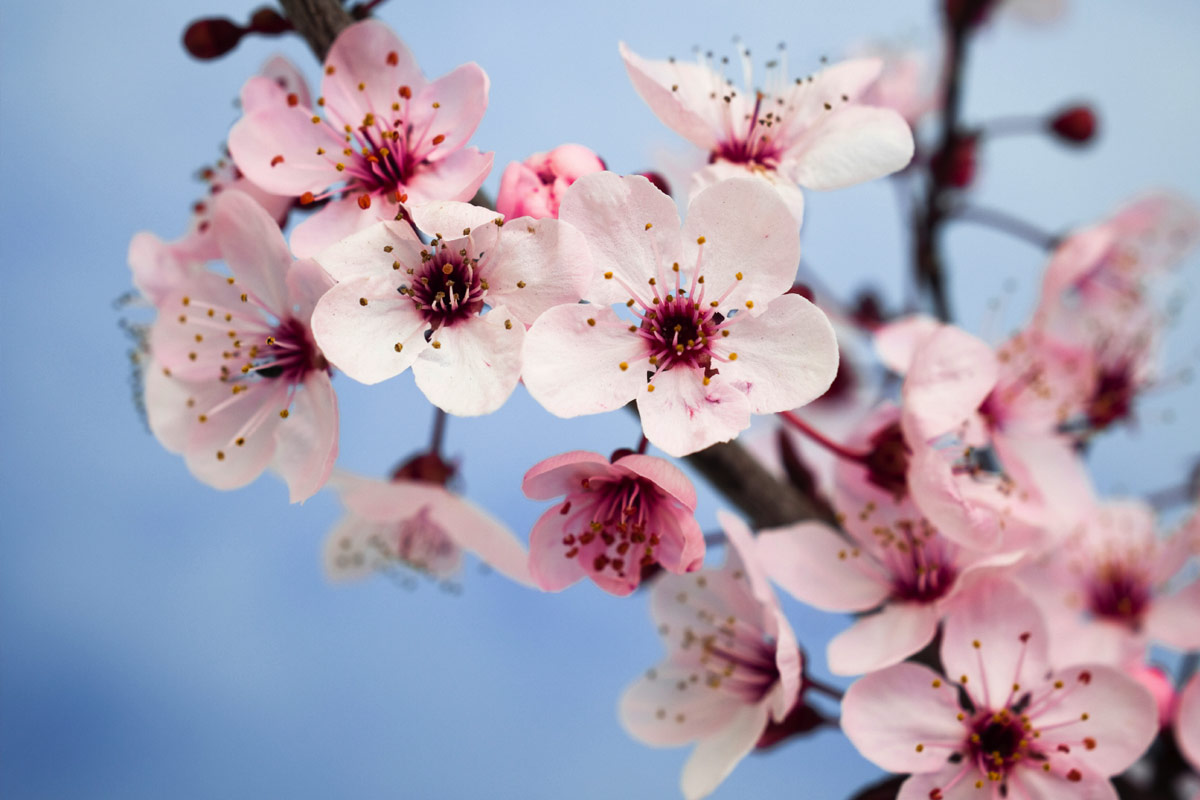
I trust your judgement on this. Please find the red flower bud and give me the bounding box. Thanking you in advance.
[1049,105,1098,145]
[390,452,456,486]
[932,134,978,189]
[638,171,671,198]
[182,17,244,60]
[248,7,291,35]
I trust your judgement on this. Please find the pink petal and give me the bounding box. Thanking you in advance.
[286,258,336,322]
[783,58,885,127]
[620,663,749,747]
[901,324,998,443]
[413,484,533,586]
[403,147,494,205]
[873,313,940,374]
[257,55,311,110]
[716,510,775,609]
[841,661,966,773]
[612,454,697,510]
[688,162,806,225]
[212,190,295,314]
[1176,673,1200,773]
[411,310,524,416]
[228,107,341,196]
[756,521,890,612]
[828,602,940,676]
[1011,761,1118,800]
[637,368,752,458]
[482,217,592,323]
[407,63,489,162]
[1144,579,1200,650]
[680,703,769,800]
[144,363,205,454]
[940,578,1050,712]
[527,507,586,591]
[679,179,801,312]
[311,221,423,281]
[239,76,290,115]
[322,20,424,131]
[495,161,550,219]
[521,303,649,417]
[1034,664,1157,777]
[619,42,720,153]
[409,201,503,241]
[310,275,429,384]
[184,381,283,491]
[717,292,839,413]
[787,105,914,191]
[289,195,400,260]
[272,370,338,503]
[897,765,982,800]
[521,451,608,500]
[558,171,682,306]
[128,232,201,307]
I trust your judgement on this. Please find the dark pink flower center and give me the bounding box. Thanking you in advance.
[863,422,911,500]
[400,245,487,329]
[559,476,664,580]
[1086,563,1150,622]
[1085,364,1135,431]
[880,519,958,603]
[639,294,723,371]
[250,316,325,383]
[967,708,1030,773]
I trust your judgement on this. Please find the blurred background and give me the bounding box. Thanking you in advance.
[2,0,1198,797]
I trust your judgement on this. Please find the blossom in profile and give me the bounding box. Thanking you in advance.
[325,472,533,586]
[619,42,914,221]
[229,20,493,256]
[311,200,592,416]
[842,578,1157,800]
[522,173,838,457]
[620,511,802,799]
[495,143,605,220]
[145,190,337,502]
[521,450,703,595]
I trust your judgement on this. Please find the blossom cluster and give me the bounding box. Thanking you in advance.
[125,6,1200,799]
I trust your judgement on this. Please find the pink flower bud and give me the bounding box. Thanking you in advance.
[495,144,605,220]
[1131,665,1175,728]
[1049,105,1098,145]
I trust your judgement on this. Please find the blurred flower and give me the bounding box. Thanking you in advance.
[229,20,493,256]
[1176,673,1200,774]
[495,143,605,219]
[521,450,703,595]
[620,511,802,799]
[523,173,838,457]
[842,578,1157,799]
[312,200,591,416]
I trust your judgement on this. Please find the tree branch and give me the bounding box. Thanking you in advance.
[278,0,353,60]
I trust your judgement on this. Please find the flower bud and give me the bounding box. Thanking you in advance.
[638,171,671,198]
[390,452,456,486]
[248,7,291,35]
[1048,104,1098,145]
[932,134,978,189]
[495,144,605,220]
[182,17,244,60]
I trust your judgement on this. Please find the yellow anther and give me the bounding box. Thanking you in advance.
[696,236,706,244]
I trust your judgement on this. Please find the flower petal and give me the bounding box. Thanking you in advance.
[482,217,592,323]
[310,275,429,384]
[619,42,720,153]
[408,63,489,162]
[521,451,608,500]
[527,507,586,591]
[228,106,341,196]
[680,703,769,800]
[323,20,425,130]
[272,370,338,503]
[1145,580,1200,650]
[412,310,524,416]
[828,602,940,676]
[787,105,914,191]
[637,369,752,458]
[212,190,294,314]
[404,147,494,205]
[873,313,940,375]
[612,454,697,510]
[312,220,423,282]
[290,195,401,260]
[620,663,748,747]
[756,521,890,612]
[688,162,806,226]
[184,381,283,491]
[901,324,998,443]
[1175,674,1200,773]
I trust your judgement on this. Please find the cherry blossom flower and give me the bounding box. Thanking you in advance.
[311,200,591,416]
[522,173,838,457]
[145,190,337,502]
[229,20,493,257]
[1176,673,1200,775]
[842,577,1157,800]
[521,450,703,595]
[495,143,605,220]
[620,511,802,799]
[619,42,914,221]
[324,472,533,586]
[857,46,936,129]
[1017,501,1200,666]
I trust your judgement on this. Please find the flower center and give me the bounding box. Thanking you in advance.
[969,708,1028,771]
[640,295,722,371]
[863,422,910,500]
[1087,563,1150,623]
[402,247,486,329]
[880,518,958,603]
[559,476,663,579]
[1085,365,1135,431]
[251,316,324,383]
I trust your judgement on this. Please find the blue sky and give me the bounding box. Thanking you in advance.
[2,1,1198,797]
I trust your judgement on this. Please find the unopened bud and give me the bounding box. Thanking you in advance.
[932,134,978,189]
[183,17,244,60]
[639,171,672,198]
[943,0,996,27]
[391,452,456,486]
[1048,105,1097,145]
[248,7,291,35]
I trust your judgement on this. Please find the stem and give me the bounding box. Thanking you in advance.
[952,204,1060,250]
[778,411,870,464]
[429,407,447,456]
[978,114,1045,138]
[803,675,844,702]
[635,434,649,455]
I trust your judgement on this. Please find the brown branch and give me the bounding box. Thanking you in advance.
[280,0,833,532]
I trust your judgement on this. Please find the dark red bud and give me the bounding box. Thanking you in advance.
[390,452,456,486]
[248,7,291,34]
[183,17,245,60]
[1049,105,1098,145]
[943,0,996,27]
[932,134,978,189]
[851,289,885,329]
[638,171,672,198]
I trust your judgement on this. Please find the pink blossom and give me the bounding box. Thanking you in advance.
[229,20,493,257]
[857,46,936,129]
[145,190,338,502]
[842,578,1158,800]
[1017,501,1200,666]
[1177,673,1200,775]
[522,173,838,457]
[495,143,605,220]
[521,450,703,595]
[619,42,914,221]
[619,511,802,799]
[311,201,592,416]
[325,472,533,586]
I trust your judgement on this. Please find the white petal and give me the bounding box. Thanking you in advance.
[412,311,524,416]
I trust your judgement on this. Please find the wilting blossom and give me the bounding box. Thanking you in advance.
[757,408,1027,676]
[311,201,591,416]
[146,190,337,502]
[229,20,493,256]
[1017,501,1200,666]
[619,42,914,221]
[842,578,1157,800]
[521,450,703,595]
[523,173,838,457]
[1177,673,1200,774]
[620,511,802,799]
[324,472,533,586]
[495,143,605,220]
